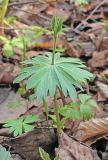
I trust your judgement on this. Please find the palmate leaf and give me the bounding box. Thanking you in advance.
[59,94,99,121]
[14,53,94,102]
[59,105,81,121]
[79,94,99,119]
[4,115,40,137]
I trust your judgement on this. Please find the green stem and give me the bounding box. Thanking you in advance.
[0,0,9,34]
[21,38,26,61]
[43,98,49,127]
[23,38,26,60]
[52,34,57,65]
[54,94,61,135]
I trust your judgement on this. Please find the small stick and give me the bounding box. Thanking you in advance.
[8,0,45,7]
[74,0,106,32]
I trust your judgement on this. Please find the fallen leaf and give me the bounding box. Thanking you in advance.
[55,131,100,160]
[0,62,19,84]
[74,117,108,146]
[96,81,108,99]
[88,50,108,68]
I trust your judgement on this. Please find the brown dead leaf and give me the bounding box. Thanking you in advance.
[99,37,108,51]
[100,69,108,83]
[79,0,101,13]
[27,51,45,59]
[96,81,108,99]
[88,50,108,68]
[0,62,19,84]
[55,131,100,160]
[46,6,71,22]
[2,128,57,160]
[74,118,108,146]
[30,35,80,57]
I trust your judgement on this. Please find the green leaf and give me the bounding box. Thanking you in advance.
[11,37,24,50]
[0,145,13,160]
[80,104,92,119]
[4,115,40,137]
[5,16,16,24]
[14,53,94,102]
[57,17,63,33]
[79,94,91,104]
[104,20,108,33]
[76,0,88,5]
[0,35,9,43]
[24,115,40,123]
[87,99,99,109]
[51,16,57,32]
[13,72,32,83]
[59,105,81,121]
[17,87,26,96]
[7,99,21,109]
[54,156,61,160]
[39,147,51,160]
[29,94,35,102]
[3,43,13,58]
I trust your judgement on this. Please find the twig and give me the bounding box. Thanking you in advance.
[74,0,106,32]
[8,0,45,7]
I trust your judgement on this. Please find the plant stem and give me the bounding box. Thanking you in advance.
[0,0,9,34]
[54,94,61,135]
[43,98,49,127]
[59,89,66,105]
[21,38,26,61]
[52,34,57,65]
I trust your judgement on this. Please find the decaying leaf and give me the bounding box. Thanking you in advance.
[88,50,108,68]
[0,62,19,84]
[55,131,100,160]
[74,117,108,145]
[100,69,108,84]
[96,81,108,99]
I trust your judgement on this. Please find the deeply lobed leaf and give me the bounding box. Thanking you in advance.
[4,115,40,137]
[14,53,94,102]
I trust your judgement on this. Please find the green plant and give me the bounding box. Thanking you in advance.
[39,147,60,160]
[0,36,27,59]
[75,0,88,5]
[7,99,21,109]
[0,26,49,59]
[0,145,13,160]
[59,94,99,121]
[14,16,94,135]
[4,115,40,137]
[0,0,9,34]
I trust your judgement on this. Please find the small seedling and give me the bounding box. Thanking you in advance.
[0,26,50,59]
[59,94,99,121]
[4,115,40,137]
[14,16,94,135]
